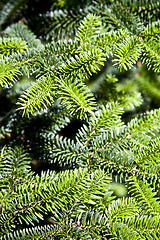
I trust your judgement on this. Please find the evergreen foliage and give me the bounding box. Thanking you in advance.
[0,0,160,239]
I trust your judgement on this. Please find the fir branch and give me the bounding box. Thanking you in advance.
[0,225,60,240]
[107,197,140,221]
[17,76,55,117]
[128,177,160,215]
[45,39,78,56]
[0,168,111,235]
[141,43,160,73]
[0,37,27,56]
[0,146,30,181]
[58,48,106,78]
[0,1,160,238]
[127,108,160,141]
[112,36,142,71]
[41,4,99,40]
[0,56,22,87]
[76,13,103,42]
[122,214,160,240]
[46,135,86,166]
[56,75,96,118]
[78,101,124,145]
[5,23,44,52]
[108,222,141,240]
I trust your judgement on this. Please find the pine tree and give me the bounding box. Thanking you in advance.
[0,0,160,239]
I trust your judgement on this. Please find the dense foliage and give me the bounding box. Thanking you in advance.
[0,0,160,239]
